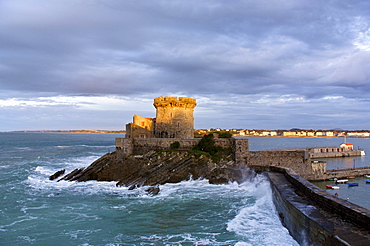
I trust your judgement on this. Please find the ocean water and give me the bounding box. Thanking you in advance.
[0,133,298,246]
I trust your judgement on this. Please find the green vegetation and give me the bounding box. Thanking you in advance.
[193,134,216,153]
[159,135,233,163]
[194,130,234,138]
[192,134,233,162]
[218,131,232,138]
[170,141,180,150]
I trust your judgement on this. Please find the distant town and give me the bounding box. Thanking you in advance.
[11,128,370,138]
[195,128,370,138]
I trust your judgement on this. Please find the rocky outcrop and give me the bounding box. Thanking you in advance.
[49,169,65,180]
[55,150,250,192]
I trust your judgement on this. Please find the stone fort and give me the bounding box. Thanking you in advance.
[116,96,249,162]
[116,96,323,178]
[114,96,370,245]
[125,96,197,139]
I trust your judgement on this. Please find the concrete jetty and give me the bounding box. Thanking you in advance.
[302,166,370,181]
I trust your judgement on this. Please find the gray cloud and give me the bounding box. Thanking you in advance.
[1,0,370,130]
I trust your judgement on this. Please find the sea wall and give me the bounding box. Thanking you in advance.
[304,166,370,181]
[253,165,370,245]
[266,171,343,245]
[308,149,363,158]
[246,150,312,175]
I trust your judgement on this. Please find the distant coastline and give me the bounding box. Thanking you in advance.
[196,128,370,138]
[8,129,370,138]
[232,134,370,138]
[10,130,126,134]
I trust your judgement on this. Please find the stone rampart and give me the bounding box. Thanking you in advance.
[252,165,370,245]
[115,138,249,161]
[234,139,249,164]
[246,150,312,175]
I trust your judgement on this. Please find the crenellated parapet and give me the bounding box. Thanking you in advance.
[153,96,196,138]
[153,96,197,109]
[124,95,197,139]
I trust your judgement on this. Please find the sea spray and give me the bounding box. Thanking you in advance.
[227,175,299,246]
[1,133,299,245]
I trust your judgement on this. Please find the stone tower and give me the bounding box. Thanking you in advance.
[153,96,197,138]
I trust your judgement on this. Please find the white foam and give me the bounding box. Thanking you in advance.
[32,155,102,179]
[23,171,298,245]
[20,204,49,214]
[227,176,299,246]
[140,233,235,245]
[17,236,35,243]
[26,176,126,196]
[16,147,32,150]
[235,242,253,246]
[0,215,38,230]
[62,155,102,170]
[63,229,102,239]
[34,166,55,176]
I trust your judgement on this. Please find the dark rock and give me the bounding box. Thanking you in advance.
[60,150,251,189]
[57,168,84,182]
[128,185,136,190]
[49,169,65,180]
[208,167,252,184]
[146,186,160,195]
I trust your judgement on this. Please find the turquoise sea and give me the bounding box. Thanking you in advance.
[1,133,369,245]
[0,133,298,246]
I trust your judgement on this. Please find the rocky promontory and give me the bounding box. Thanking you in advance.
[53,149,250,194]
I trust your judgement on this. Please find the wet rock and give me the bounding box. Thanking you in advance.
[58,168,84,182]
[208,167,254,184]
[49,169,65,180]
[60,150,250,189]
[146,186,160,195]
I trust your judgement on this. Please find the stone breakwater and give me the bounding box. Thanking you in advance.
[52,150,251,194]
[254,166,370,246]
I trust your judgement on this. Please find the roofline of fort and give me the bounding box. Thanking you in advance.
[153,96,197,108]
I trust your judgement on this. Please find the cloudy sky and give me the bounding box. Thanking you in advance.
[1,0,370,131]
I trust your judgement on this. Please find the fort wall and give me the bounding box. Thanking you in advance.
[115,137,248,161]
[246,150,313,176]
[153,96,196,139]
[125,115,154,139]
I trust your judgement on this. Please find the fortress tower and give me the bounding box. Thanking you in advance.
[153,96,197,138]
